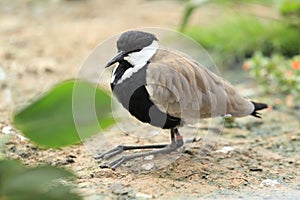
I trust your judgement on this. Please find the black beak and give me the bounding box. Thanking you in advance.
[105,51,125,68]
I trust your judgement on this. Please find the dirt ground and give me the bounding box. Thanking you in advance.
[0,0,299,199]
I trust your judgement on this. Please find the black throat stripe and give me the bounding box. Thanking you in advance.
[111,62,181,129]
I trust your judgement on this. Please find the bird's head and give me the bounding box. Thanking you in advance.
[105,30,158,68]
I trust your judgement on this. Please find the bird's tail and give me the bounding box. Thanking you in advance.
[251,101,268,118]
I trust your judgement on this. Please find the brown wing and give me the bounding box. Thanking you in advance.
[146,49,254,123]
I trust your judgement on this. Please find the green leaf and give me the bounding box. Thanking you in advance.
[2,166,74,193]
[13,80,115,148]
[0,160,81,200]
[0,160,24,191]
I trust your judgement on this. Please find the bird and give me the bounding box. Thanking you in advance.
[95,30,268,169]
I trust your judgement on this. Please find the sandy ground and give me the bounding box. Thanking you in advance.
[0,0,299,199]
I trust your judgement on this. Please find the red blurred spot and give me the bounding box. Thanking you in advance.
[267,105,273,111]
[291,61,300,70]
[274,98,281,105]
[242,62,250,71]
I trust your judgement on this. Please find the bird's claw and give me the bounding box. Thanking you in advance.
[94,145,125,160]
[99,156,127,170]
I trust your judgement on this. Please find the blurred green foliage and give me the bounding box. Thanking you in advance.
[13,80,114,148]
[244,53,300,104]
[180,0,300,67]
[281,0,300,27]
[0,79,115,199]
[184,16,300,66]
[0,160,81,200]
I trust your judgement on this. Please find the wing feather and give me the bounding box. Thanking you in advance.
[146,49,254,123]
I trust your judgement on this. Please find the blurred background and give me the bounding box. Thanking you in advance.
[0,0,299,199]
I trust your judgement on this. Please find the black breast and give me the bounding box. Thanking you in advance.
[111,62,180,129]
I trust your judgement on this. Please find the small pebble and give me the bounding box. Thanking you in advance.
[144,155,154,160]
[0,66,6,80]
[2,126,12,134]
[216,146,234,154]
[60,159,75,165]
[16,134,27,141]
[142,163,154,171]
[260,179,280,187]
[110,183,129,195]
[136,192,152,199]
[1,126,27,141]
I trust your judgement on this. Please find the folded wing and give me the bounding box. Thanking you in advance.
[146,49,254,123]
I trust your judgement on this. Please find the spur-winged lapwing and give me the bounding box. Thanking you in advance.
[95,30,268,169]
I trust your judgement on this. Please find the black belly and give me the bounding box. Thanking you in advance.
[111,66,180,129]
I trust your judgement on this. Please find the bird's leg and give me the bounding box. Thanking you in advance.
[94,128,178,160]
[96,128,184,170]
[94,144,168,160]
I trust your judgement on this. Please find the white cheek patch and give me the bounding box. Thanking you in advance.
[117,40,159,84]
[124,40,159,66]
